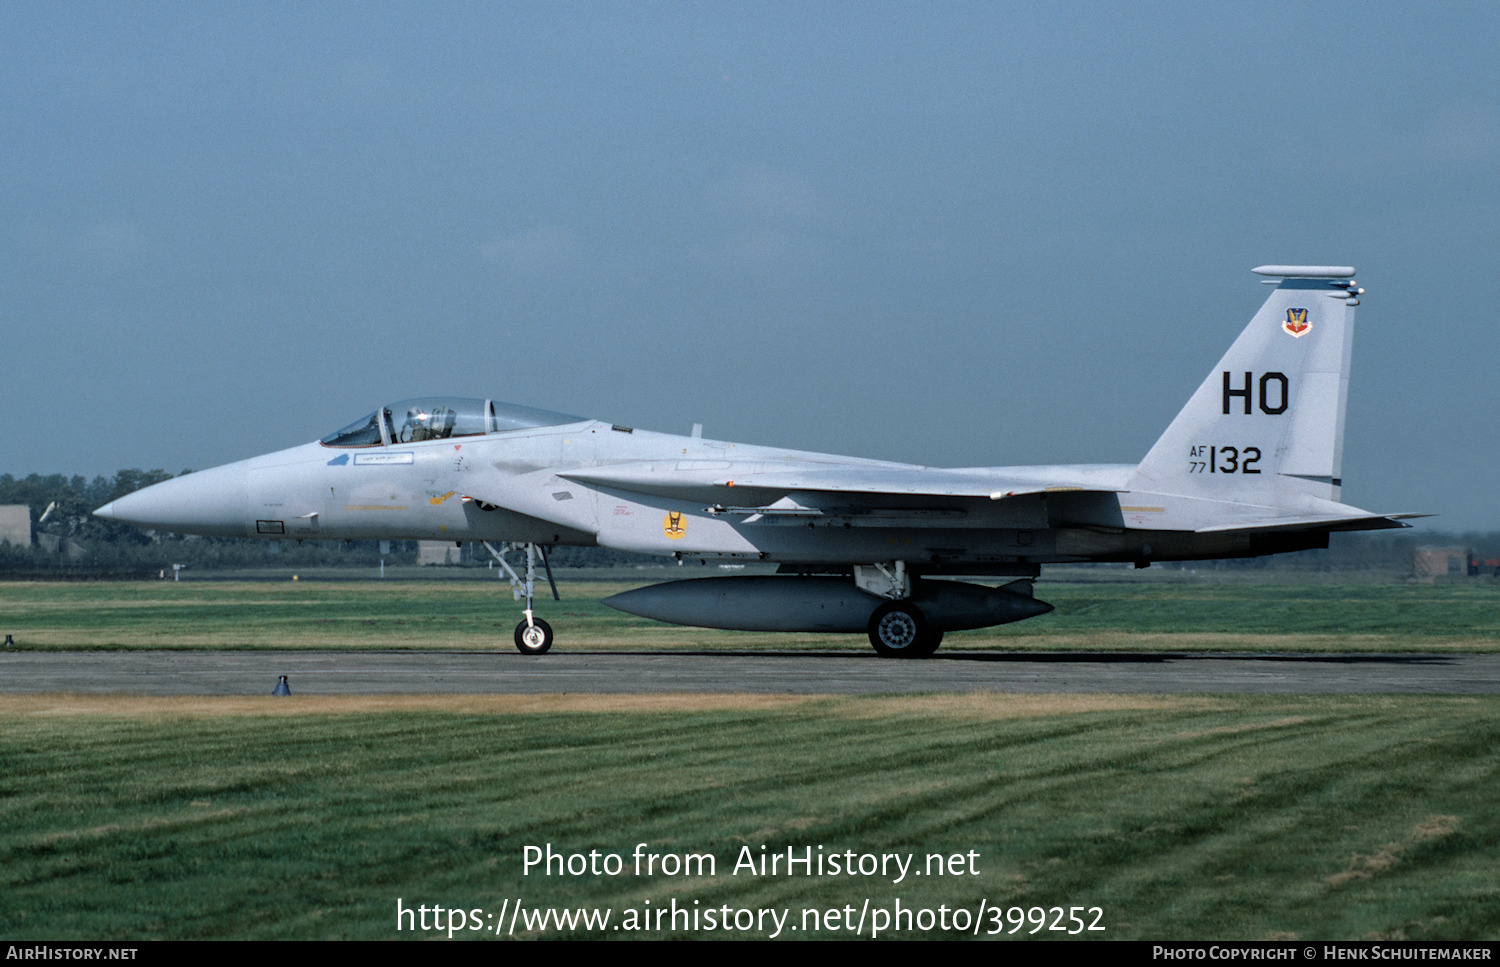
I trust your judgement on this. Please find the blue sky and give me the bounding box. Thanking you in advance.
[4,2,1496,530]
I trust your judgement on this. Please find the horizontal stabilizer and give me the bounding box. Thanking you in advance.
[1195,512,1428,534]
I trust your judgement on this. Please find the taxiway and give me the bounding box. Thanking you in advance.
[2,650,1496,695]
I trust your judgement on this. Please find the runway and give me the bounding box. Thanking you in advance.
[2,650,1498,695]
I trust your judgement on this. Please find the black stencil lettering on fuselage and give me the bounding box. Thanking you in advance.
[1221,371,1288,415]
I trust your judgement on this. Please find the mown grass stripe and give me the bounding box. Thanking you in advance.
[0,694,1494,939]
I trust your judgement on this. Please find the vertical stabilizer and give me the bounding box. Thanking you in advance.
[1127,265,1362,505]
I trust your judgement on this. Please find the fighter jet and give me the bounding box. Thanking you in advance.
[95,265,1417,657]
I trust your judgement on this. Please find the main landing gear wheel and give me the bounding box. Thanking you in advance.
[514,618,554,655]
[867,601,942,658]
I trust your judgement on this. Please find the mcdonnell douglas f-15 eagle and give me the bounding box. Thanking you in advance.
[95,265,1418,657]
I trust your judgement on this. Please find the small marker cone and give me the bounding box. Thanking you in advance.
[273,675,291,696]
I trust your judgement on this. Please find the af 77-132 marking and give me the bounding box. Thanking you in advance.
[95,264,1420,657]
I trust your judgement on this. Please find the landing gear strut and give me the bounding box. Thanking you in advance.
[858,561,942,658]
[482,541,559,655]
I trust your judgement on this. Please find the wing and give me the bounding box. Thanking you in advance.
[557,462,1130,506]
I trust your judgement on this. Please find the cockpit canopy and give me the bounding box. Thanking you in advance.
[320,397,584,448]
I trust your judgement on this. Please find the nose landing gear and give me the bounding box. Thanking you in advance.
[482,541,559,655]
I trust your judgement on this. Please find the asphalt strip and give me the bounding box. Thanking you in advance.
[0,650,1497,696]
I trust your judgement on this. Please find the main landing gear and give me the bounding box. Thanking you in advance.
[867,600,943,658]
[856,561,943,658]
[482,541,559,655]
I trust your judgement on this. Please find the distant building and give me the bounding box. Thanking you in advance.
[1414,546,1467,579]
[418,541,470,565]
[0,505,30,548]
[35,532,88,559]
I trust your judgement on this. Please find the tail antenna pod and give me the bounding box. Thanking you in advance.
[1251,265,1356,279]
[1252,265,1364,304]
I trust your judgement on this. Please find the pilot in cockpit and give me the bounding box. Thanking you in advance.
[399,405,458,442]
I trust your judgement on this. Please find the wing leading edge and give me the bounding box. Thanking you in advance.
[557,463,1130,502]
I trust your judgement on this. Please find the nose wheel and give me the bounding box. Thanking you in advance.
[514,617,554,655]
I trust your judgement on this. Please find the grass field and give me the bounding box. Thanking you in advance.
[2,572,1500,647]
[2,577,1497,652]
[1,692,1496,940]
[2,576,1496,941]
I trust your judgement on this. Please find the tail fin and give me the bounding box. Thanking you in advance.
[1128,265,1363,505]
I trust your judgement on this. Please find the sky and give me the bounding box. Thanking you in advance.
[4,1,1497,531]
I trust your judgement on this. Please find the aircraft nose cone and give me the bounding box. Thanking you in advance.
[92,465,250,537]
